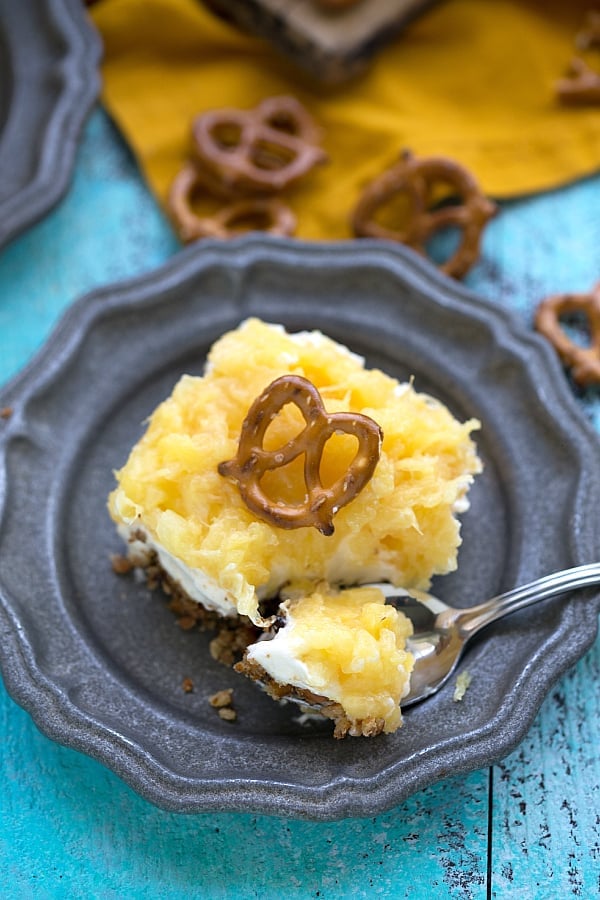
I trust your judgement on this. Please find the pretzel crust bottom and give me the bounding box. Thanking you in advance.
[234,656,387,739]
[125,545,261,666]
[115,547,385,737]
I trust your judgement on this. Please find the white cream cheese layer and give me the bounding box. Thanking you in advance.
[117,518,415,624]
[246,613,314,694]
[118,516,456,639]
[118,522,238,618]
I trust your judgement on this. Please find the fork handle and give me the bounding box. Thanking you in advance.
[454,563,600,638]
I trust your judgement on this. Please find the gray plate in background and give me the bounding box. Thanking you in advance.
[0,0,101,249]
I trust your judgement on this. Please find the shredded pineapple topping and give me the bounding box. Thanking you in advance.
[109,318,481,625]
[249,585,415,734]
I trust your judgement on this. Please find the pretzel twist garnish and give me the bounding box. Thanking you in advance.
[351,150,497,279]
[167,163,297,242]
[218,375,382,535]
[192,96,327,194]
[534,282,600,386]
[556,57,600,105]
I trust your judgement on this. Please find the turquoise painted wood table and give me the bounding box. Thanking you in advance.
[0,108,599,899]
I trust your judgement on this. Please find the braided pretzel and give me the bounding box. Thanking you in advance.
[556,57,600,105]
[192,96,327,194]
[534,283,600,387]
[351,150,497,279]
[167,163,297,242]
[218,375,382,536]
[254,95,323,147]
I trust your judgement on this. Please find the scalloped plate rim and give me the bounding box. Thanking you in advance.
[0,0,101,248]
[0,237,598,820]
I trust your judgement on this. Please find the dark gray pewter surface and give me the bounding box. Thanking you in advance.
[0,0,101,249]
[0,237,598,820]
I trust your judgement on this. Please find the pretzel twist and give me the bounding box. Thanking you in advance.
[218,375,382,535]
[556,57,600,105]
[534,283,600,386]
[254,95,323,147]
[351,150,497,279]
[192,96,327,194]
[167,163,297,242]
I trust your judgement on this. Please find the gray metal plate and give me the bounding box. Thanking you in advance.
[0,237,598,819]
[0,0,101,249]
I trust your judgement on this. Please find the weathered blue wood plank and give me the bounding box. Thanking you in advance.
[467,175,600,898]
[1,689,489,898]
[491,639,600,898]
[0,107,490,898]
[467,173,600,433]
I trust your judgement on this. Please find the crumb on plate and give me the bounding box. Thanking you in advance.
[453,670,472,702]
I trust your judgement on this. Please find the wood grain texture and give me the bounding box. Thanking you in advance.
[491,641,600,898]
[0,105,599,897]
[465,171,600,898]
[0,692,490,897]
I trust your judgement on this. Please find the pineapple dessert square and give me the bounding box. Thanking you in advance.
[109,317,481,737]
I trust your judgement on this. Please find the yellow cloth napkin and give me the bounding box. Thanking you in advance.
[91,0,600,240]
